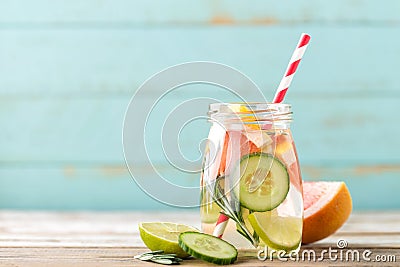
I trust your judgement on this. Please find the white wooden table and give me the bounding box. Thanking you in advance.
[0,211,399,266]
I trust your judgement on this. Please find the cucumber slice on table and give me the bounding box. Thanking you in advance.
[236,153,289,211]
[178,232,237,265]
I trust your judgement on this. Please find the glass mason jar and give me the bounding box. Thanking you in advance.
[200,103,303,256]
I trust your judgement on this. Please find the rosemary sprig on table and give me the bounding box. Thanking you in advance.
[208,177,259,247]
[134,250,182,265]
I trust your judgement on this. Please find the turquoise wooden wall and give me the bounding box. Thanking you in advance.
[1,1,400,210]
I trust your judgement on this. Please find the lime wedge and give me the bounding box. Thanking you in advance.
[248,212,302,252]
[200,200,221,223]
[236,207,254,233]
[139,222,198,258]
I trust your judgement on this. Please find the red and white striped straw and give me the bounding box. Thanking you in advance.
[212,213,229,238]
[272,33,311,103]
[212,33,311,239]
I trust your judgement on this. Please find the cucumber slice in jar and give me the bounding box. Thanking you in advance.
[178,232,237,265]
[236,152,289,212]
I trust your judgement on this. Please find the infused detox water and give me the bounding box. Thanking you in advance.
[200,103,303,254]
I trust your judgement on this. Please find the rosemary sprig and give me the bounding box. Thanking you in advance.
[134,250,182,265]
[208,178,259,247]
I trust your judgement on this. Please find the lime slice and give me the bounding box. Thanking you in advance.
[248,212,302,252]
[139,222,198,258]
[236,207,254,234]
[200,200,221,223]
[179,232,238,265]
[200,186,221,223]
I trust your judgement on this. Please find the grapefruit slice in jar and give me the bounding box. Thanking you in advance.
[218,132,230,176]
[218,104,273,176]
[274,134,302,192]
[302,181,352,243]
[218,131,265,176]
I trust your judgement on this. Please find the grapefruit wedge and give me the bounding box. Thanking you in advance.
[218,131,261,176]
[302,181,352,244]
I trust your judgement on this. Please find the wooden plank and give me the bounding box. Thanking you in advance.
[1,211,399,236]
[1,227,399,247]
[0,211,201,233]
[0,167,187,210]
[1,26,400,96]
[1,233,399,248]
[1,95,400,210]
[1,5,400,212]
[1,211,399,235]
[0,142,400,210]
[0,1,399,25]
[0,97,127,163]
[0,211,399,266]
[0,96,399,164]
[1,164,400,210]
[0,247,398,266]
